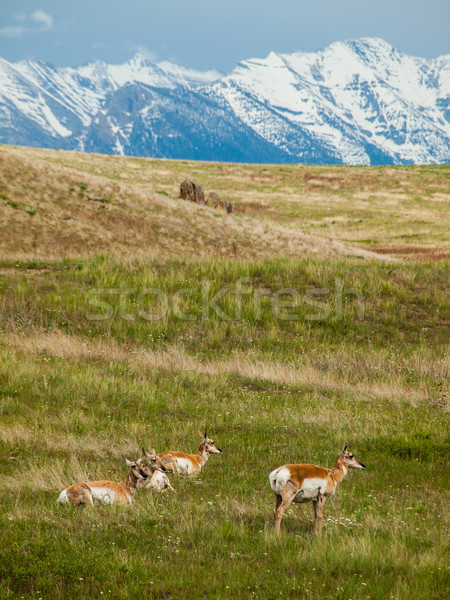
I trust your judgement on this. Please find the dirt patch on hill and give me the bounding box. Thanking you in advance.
[375,247,450,261]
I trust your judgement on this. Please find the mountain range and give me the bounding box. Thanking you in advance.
[0,38,449,164]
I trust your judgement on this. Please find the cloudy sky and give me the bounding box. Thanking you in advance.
[0,0,449,71]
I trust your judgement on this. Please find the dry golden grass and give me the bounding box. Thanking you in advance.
[5,330,447,407]
[19,146,446,260]
[0,145,387,262]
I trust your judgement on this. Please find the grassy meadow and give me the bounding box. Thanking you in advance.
[0,145,449,599]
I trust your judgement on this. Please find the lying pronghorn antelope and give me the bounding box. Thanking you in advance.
[157,431,222,474]
[138,448,175,492]
[269,444,366,534]
[57,457,148,506]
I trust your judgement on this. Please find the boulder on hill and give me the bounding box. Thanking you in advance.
[208,192,232,213]
[179,181,232,213]
[179,181,206,204]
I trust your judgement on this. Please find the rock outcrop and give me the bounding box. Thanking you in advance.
[179,181,232,213]
[208,192,232,213]
[179,181,206,204]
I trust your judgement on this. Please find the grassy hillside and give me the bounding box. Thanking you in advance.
[0,145,449,600]
[1,145,449,261]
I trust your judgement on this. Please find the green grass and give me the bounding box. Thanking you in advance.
[1,255,448,359]
[0,142,448,600]
[0,255,449,599]
[5,199,19,209]
[24,204,36,216]
[0,348,448,600]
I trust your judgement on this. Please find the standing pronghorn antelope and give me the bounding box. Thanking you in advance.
[269,444,366,535]
[57,457,148,506]
[138,448,175,492]
[157,431,222,474]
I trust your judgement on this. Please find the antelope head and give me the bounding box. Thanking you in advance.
[142,448,167,473]
[198,430,222,454]
[340,443,366,470]
[123,457,149,480]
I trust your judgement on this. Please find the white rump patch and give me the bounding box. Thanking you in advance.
[269,466,291,494]
[57,489,69,504]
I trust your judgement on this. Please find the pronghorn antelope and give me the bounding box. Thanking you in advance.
[157,431,222,474]
[269,444,366,535]
[57,457,148,506]
[138,448,175,492]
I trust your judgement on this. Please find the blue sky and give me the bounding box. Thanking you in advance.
[0,1,449,71]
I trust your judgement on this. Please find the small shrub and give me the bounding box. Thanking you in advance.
[0,193,9,200]
[79,183,87,191]
[156,190,169,196]
[25,205,36,216]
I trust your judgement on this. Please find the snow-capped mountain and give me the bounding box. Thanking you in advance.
[0,38,449,164]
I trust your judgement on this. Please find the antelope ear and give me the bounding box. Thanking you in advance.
[136,457,143,465]
[123,457,133,466]
[198,430,204,439]
[342,443,348,453]
[150,448,156,456]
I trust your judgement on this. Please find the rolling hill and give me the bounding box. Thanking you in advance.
[1,145,449,263]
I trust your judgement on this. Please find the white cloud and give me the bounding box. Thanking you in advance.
[0,9,53,38]
[32,9,53,30]
[0,25,27,38]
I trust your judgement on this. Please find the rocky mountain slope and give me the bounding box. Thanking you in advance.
[0,38,449,164]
